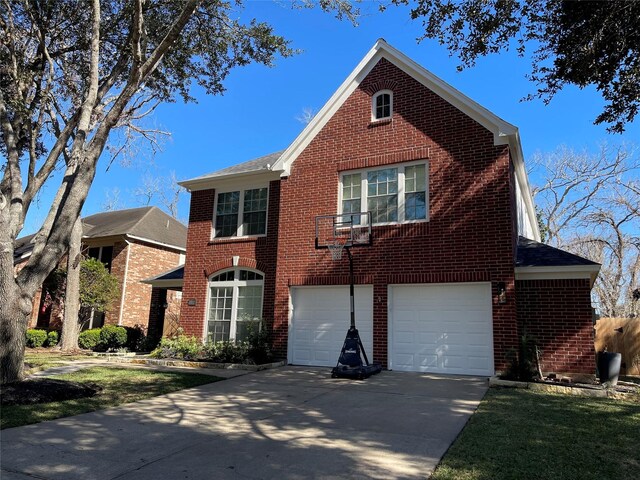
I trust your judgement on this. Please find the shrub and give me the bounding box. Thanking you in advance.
[25,329,48,348]
[123,325,146,351]
[504,334,539,381]
[99,325,128,351]
[247,323,273,365]
[45,331,59,347]
[150,335,203,360]
[78,328,102,350]
[204,340,249,363]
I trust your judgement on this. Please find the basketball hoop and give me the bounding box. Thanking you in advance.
[327,238,346,260]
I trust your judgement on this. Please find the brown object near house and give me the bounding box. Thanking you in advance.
[595,318,640,375]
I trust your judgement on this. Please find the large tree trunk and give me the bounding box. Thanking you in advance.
[60,217,82,351]
[0,279,34,384]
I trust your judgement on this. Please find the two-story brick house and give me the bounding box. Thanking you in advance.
[160,40,599,375]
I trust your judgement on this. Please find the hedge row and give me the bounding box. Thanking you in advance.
[78,325,153,352]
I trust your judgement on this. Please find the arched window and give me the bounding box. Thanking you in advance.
[372,90,393,120]
[207,268,264,343]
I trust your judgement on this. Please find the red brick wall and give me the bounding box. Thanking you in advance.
[104,241,128,325]
[182,57,519,371]
[112,241,182,328]
[516,279,595,374]
[270,58,518,369]
[179,181,280,337]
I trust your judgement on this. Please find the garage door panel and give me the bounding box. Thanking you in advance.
[390,283,494,376]
[290,286,373,367]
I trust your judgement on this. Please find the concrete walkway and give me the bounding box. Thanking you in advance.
[2,367,488,480]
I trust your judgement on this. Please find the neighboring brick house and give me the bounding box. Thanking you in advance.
[148,40,599,375]
[15,206,186,339]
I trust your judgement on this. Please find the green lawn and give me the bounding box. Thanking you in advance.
[432,388,640,480]
[1,367,221,430]
[24,352,91,373]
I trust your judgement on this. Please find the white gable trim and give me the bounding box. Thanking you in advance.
[270,38,539,240]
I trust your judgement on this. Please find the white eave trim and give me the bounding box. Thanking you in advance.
[510,132,541,241]
[515,265,600,287]
[179,168,284,192]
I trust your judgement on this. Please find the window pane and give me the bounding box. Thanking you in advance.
[207,321,230,343]
[405,165,426,193]
[242,188,267,236]
[406,192,426,220]
[237,285,262,322]
[215,191,240,237]
[239,270,264,281]
[374,93,391,119]
[367,168,398,223]
[235,320,260,343]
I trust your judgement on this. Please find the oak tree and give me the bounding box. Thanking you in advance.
[393,0,640,133]
[0,0,353,384]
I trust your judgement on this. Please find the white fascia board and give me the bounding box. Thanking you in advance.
[510,132,541,242]
[515,265,601,287]
[272,38,520,176]
[179,169,283,192]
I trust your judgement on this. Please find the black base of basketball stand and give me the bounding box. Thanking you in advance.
[331,247,382,380]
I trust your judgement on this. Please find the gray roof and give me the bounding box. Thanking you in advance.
[183,150,283,183]
[15,207,187,262]
[516,236,599,268]
[82,206,187,249]
[143,265,184,283]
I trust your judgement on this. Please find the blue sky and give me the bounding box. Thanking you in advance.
[23,1,640,233]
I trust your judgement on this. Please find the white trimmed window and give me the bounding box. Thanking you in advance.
[372,90,393,121]
[207,269,263,343]
[340,162,428,224]
[214,187,268,237]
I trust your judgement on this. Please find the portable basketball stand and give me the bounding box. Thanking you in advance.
[315,212,382,380]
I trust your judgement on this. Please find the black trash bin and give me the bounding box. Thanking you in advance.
[597,352,622,386]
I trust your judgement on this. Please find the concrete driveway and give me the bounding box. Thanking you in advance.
[1,366,488,480]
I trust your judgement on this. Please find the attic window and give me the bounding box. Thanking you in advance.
[372,90,392,121]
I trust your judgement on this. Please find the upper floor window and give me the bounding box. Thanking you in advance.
[214,187,268,238]
[372,90,393,121]
[340,162,428,225]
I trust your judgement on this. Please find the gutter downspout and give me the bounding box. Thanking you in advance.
[118,238,132,326]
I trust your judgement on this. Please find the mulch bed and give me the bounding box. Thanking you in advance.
[1,379,102,406]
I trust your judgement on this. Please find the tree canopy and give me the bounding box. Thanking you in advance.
[0,0,355,384]
[392,0,640,133]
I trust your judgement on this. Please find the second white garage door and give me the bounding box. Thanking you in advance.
[389,283,494,376]
[289,286,373,367]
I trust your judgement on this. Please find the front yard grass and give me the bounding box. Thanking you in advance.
[1,367,221,430]
[24,351,91,374]
[431,388,640,480]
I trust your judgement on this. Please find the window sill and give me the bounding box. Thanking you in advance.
[369,118,392,127]
[208,235,266,245]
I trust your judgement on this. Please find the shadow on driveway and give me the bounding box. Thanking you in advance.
[1,367,488,480]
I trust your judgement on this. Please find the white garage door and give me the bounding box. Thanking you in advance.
[389,283,494,376]
[289,286,373,367]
